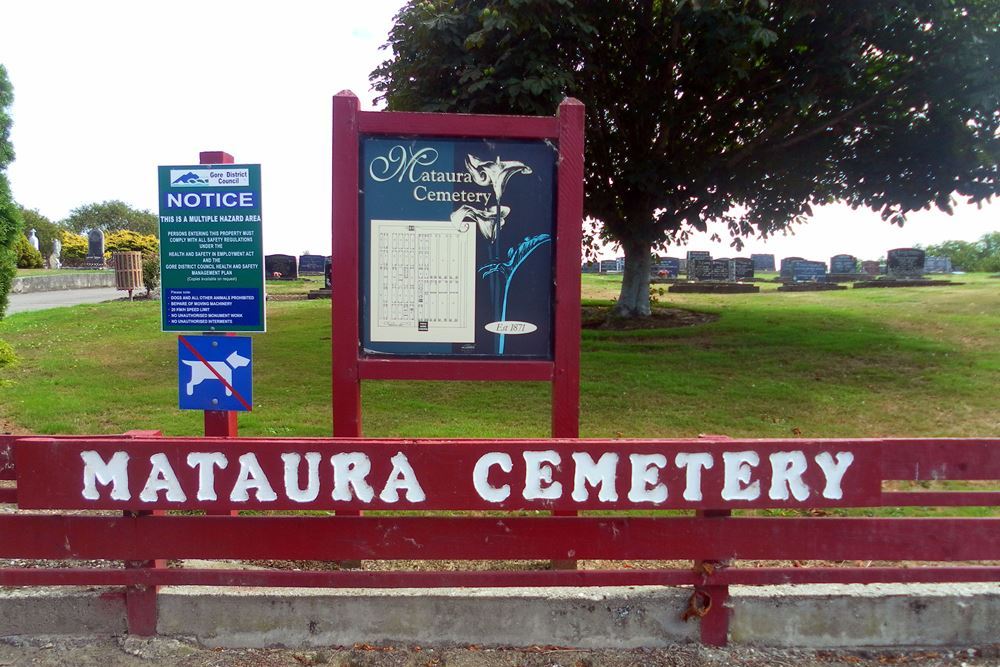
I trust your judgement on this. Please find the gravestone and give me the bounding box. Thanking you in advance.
[581,261,600,274]
[779,256,805,280]
[693,259,730,281]
[298,254,327,275]
[791,260,827,282]
[599,259,619,273]
[886,248,925,278]
[829,254,857,275]
[652,256,681,278]
[751,254,776,272]
[729,257,754,282]
[28,229,39,251]
[861,260,881,276]
[265,254,298,280]
[85,229,105,268]
[924,256,953,273]
[48,238,62,270]
[686,251,711,279]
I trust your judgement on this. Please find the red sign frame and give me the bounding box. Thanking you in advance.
[331,93,585,438]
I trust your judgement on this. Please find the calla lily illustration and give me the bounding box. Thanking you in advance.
[465,155,533,204]
[450,204,510,243]
[479,234,552,354]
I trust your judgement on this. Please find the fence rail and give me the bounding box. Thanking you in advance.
[0,433,997,645]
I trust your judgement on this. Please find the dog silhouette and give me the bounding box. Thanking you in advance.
[182,350,250,396]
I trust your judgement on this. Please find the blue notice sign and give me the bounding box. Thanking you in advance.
[177,335,253,411]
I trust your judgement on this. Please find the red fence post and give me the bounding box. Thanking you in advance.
[694,435,734,646]
[122,430,164,636]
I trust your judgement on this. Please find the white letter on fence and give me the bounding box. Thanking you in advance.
[140,453,187,502]
[330,453,375,502]
[675,452,713,502]
[187,452,228,501]
[721,451,760,501]
[379,452,426,503]
[473,452,512,503]
[81,450,131,501]
[281,452,321,503]
[571,452,619,502]
[523,451,562,500]
[769,451,810,501]
[815,451,855,500]
[230,453,278,502]
[628,454,668,503]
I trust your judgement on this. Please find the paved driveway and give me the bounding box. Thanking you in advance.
[6,287,125,315]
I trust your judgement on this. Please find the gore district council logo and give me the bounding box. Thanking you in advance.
[170,168,250,188]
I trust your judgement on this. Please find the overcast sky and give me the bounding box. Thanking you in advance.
[3,1,996,262]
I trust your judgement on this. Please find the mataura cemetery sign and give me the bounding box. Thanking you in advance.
[14,439,879,511]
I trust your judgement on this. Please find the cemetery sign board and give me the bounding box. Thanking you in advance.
[157,164,265,332]
[360,137,556,358]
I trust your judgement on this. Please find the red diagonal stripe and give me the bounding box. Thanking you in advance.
[178,336,252,411]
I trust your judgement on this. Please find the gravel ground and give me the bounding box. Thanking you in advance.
[0,636,998,667]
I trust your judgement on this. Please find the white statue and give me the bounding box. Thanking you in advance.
[28,228,39,251]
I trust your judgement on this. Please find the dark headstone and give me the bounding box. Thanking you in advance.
[686,251,711,279]
[779,256,805,279]
[652,256,681,278]
[85,229,106,268]
[729,257,754,282]
[581,261,600,274]
[298,255,327,275]
[265,254,298,280]
[324,257,332,289]
[830,254,858,275]
[861,260,881,276]
[599,259,620,273]
[791,260,827,282]
[886,248,925,278]
[693,259,730,282]
[751,254,776,272]
[924,256,953,274]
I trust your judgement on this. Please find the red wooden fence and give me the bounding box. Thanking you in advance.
[0,433,997,646]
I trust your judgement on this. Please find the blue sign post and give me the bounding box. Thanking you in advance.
[177,335,253,412]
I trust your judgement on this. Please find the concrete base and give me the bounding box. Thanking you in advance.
[157,586,697,648]
[668,282,760,294]
[307,289,331,300]
[730,583,1000,648]
[2,584,999,649]
[853,279,962,288]
[0,587,125,635]
[11,272,115,294]
[777,283,849,292]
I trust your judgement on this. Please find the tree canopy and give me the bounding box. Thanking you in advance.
[0,64,22,319]
[63,200,158,238]
[372,0,1000,315]
[19,207,61,258]
[922,232,1000,272]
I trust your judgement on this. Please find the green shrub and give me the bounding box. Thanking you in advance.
[0,339,16,369]
[59,230,88,261]
[14,233,42,268]
[141,251,160,294]
[106,229,158,255]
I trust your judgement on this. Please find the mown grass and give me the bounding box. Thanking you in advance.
[0,274,996,441]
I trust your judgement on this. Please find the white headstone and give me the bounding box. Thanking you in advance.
[28,228,39,250]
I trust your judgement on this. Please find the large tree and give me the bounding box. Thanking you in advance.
[372,0,1000,316]
[63,200,158,238]
[0,64,22,319]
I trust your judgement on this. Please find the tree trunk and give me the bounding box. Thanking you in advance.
[612,239,653,318]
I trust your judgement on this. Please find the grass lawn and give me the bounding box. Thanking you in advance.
[0,274,996,440]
